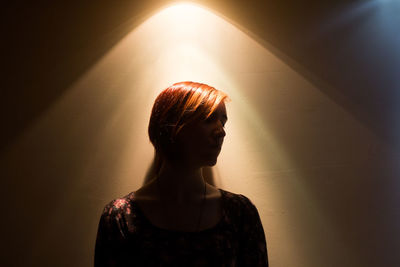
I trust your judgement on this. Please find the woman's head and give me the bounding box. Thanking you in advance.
[148,81,229,167]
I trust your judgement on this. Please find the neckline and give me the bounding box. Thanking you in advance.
[132,188,226,234]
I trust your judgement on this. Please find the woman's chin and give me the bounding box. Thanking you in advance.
[203,156,218,166]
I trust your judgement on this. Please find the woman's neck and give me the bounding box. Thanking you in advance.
[156,159,206,204]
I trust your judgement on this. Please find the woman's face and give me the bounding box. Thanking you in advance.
[175,102,228,168]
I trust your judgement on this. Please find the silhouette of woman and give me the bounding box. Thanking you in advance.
[95,81,268,266]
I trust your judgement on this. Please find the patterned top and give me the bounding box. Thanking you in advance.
[95,189,268,266]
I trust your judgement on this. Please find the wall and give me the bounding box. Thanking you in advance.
[1,1,399,266]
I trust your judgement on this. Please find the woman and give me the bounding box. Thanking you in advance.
[95,81,268,266]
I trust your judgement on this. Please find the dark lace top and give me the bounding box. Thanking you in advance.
[95,189,268,266]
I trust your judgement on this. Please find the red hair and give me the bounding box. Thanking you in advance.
[148,81,229,159]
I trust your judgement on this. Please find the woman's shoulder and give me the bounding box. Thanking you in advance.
[219,189,264,233]
[220,188,253,203]
[219,189,257,213]
[101,192,136,217]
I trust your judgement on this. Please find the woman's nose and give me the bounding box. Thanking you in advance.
[215,121,226,138]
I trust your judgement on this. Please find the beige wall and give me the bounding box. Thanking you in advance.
[1,1,399,266]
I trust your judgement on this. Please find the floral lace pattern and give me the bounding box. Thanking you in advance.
[95,189,268,266]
